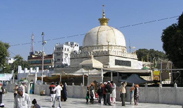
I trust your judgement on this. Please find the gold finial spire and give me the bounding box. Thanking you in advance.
[99,5,109,26]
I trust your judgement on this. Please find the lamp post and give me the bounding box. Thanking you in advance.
[160,59,162,85]
[41,32,46,84]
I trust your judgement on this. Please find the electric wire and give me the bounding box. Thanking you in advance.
[10,15,179,47]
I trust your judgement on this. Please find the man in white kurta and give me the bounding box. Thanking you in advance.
[14,87,31,108]
[52,82,62,108]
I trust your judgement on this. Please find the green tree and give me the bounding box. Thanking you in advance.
[0,41,10,71]
[136,48,167,62]
[161,13,183,68]
[161,13,183,85]
[11,55,30,73]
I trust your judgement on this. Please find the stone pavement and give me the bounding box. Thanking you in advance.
[2,92,182,108]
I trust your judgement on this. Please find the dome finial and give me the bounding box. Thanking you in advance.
[99,5,109,26]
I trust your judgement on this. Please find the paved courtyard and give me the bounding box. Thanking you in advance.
[2,92,182,108]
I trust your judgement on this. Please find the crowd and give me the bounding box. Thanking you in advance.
[86,81,140,106]
[0,80,139,108]
[12,81,68,108]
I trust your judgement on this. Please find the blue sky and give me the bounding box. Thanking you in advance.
[0,0,183,60]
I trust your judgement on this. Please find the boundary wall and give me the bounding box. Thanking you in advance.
[6,83,183,105]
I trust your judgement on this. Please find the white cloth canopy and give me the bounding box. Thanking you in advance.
[67,68,105,76]
[0,73,13,81]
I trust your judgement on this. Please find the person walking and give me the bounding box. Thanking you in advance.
[111,81,116,104]
[130,85,135,104]
[61,82,67,101]
[0,83,4,106]
[103,82,107,105]
[49,82,56,102]
[14,87,31,108]
[14,84,18,98]
[97,82,103,104]
[89,83,95,104]
[134,84,140,105]
[120,82,127,106]
[104,81,112,106]
[52,82,62,108]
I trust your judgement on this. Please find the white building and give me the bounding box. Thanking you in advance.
[70,8,141,70]
[54,42,79,68]
[7,58,15,64]
[54,7,152,83]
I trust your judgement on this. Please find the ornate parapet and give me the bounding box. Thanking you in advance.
[71,45,137,59]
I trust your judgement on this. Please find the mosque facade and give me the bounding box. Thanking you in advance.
[70,7,141,70]
[54,7,152,84]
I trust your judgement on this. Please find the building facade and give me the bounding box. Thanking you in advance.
[70,8,141,70]
[54,42,79,68]
[54,7,152,84]
[28,52,54,70]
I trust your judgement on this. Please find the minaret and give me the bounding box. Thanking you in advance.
[98,5,109,26]
[30,33,34,55]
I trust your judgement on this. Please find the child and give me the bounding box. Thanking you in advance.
[32,99,40,108]
[86,86,89,104]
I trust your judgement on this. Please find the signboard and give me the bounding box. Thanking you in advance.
[153,71,160,75]
[115,59,131,67]
[153,70,160,81]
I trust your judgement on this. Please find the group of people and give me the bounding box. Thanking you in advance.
[86,81,140,106]
[86,81,116,106]
[11,80,139,108]
[130,84,140,105]
[49,82,67,108]
[13,81,68,108]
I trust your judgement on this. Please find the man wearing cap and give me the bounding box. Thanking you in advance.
[104,81,112,106]
[14,87,31,108]
[120,82,127,106]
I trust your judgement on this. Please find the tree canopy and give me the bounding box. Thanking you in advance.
[161,13,183,68]
[11,55,30,73]
[0,41,10,69]
[136,48,167,62]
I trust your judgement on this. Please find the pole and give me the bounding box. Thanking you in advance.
[171,61,173,84]
[12,70,14,83]
[41,32,45,84]
[101,68,103,83]
[160,60,162,85]
[83,72,84,86]
[60,72,62,82]
[87,70,90,85]
[111,71,113,81]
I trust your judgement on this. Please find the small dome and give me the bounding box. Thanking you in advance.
[83,25,126,47]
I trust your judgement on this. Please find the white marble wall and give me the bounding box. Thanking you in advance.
[6,84,183,105]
